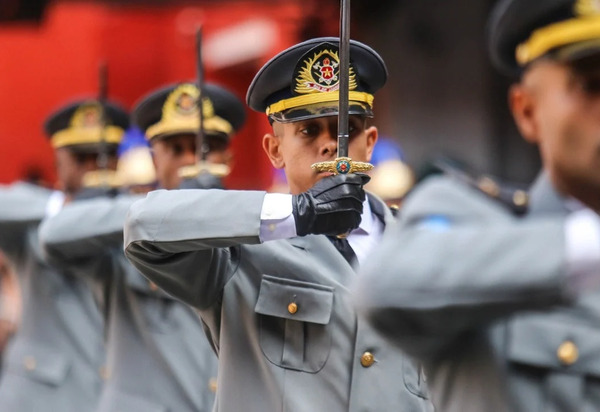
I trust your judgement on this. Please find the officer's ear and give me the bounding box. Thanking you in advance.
[364,124,378,163]
[262,122,285,169]
[509,80,539,144]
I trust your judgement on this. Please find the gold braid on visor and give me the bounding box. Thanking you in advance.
[266,91,374,115]
[51,126,124,149]
[516,15,600,65]
[145,115,233,140]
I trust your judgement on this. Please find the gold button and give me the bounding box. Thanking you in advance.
[99,366,110,380]
[23,356,36,371]
[360,352,375,368]
[208,377,218,393]
[557,341,578,366]
[288,302,298,314]
[268,223,277,232]
[149,282,158,291]
[390,204,400,210]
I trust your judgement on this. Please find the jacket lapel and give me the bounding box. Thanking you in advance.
[367,192,394,229]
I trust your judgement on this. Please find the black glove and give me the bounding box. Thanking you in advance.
[293,173,370,236]
[179,172,224,190]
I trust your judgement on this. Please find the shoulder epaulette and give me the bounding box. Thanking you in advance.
[474,175,529,216]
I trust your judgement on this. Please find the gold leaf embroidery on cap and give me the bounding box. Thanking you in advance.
[575,0,600,16]
[294,49,357,95]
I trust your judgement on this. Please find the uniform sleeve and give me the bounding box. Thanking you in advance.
[124,188,266,309]
[354,176,571,360]
[0,183,51,261]
[39,194,143,263]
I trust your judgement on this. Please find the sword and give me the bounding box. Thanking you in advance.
[97,61,109,173]
[179,26,230,179]
[195,26,209,162]
[83,60,116,189]
[311,0,373,175]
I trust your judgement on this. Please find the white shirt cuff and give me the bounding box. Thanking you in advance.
[565,208,600,294]
[259,193,297,242]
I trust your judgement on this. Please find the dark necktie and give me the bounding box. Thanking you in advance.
[327,236,357,265]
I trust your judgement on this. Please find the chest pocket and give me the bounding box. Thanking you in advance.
[5,342,70,387]
[506,314,600,412]
[255,275,334,373]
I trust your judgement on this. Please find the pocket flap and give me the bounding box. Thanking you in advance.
[507,314,600,376]
[255,275,334,325]
[5,342,70,386]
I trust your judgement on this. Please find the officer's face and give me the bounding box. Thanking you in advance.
[151,134,232,190]
[510,55,600,210]
[54,148,117,195]
[263,115,378,194]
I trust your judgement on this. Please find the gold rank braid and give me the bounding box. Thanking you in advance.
[311,157,374,175]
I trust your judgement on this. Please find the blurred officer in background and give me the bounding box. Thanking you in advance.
[365,137,414,209]
[40,82,246,412]
[0,99,128,411]
[355,1,600,411]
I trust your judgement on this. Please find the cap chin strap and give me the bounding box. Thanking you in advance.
[266,91,373,116]
[516,15,600,66]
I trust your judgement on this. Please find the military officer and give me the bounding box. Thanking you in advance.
[0,99,128,411]
[39,82,246,412]
[124,38,433,412]
[355,1,600,411]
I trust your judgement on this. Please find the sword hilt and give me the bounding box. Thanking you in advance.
[311,157,373,175]
[178,162,231,179]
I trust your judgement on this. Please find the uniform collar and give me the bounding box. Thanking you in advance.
[351,196,375,236]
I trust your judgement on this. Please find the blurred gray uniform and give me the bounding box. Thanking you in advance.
[39,194,218,412]
[0,182,105,411]
[356,173,600,412]
[124,189,433,412]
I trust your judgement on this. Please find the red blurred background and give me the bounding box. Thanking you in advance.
[0,0,339,189]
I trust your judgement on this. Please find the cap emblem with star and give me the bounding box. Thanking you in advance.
[293,48,358,95]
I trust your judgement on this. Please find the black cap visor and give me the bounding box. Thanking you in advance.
[268,101,373,124]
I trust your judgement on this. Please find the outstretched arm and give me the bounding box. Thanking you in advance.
[0,183,52,261]
[355,176,574,360]
[124,189,265,309]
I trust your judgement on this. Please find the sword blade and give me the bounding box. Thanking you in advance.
[337,0,351,158]
[195,26,208,162]
[97,61,109,172]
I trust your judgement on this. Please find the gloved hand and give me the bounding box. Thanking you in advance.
[179,172,224,190]
[293,173,370,236]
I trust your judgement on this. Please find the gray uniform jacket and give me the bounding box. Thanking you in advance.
[39,195,219,412]
[124,188,433,412]
[355,173,600,412]
[0,183,105,411]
